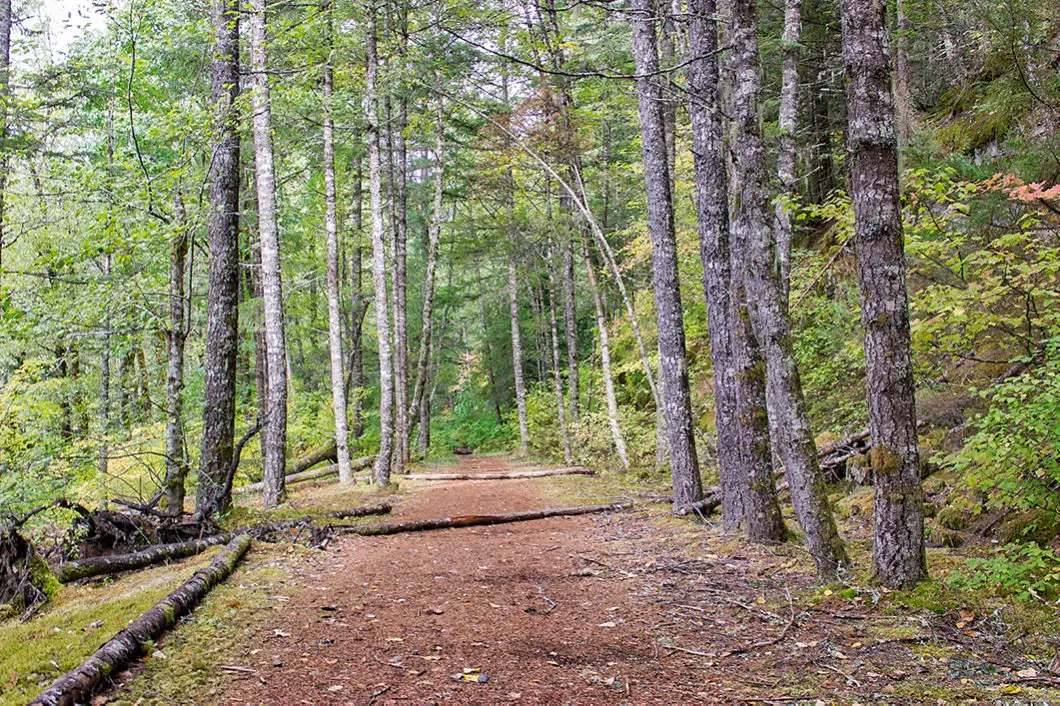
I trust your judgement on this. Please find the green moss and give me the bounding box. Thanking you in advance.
[870,445,905,476]
[936,507,969,531]
[996,510,1060,546]
[925,521,963,548]
[28,556,61,599]
[0,551,220,706]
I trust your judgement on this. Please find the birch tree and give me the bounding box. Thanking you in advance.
[162,195,189,513]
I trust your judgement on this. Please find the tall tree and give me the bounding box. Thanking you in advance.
[775,0,803,305]
[410,91,444,456]
[249,0,288,508]
[162,194,189,514]
[687,0,786,539]
[365,0,394,486]
[630,0,703,510]
[547,243,573,465]
[196,0,242,519]
[724,0,847,577]
[0,0,10,296]
[582,236,629,469]
[322,1,353,484]
[840,0,927,588]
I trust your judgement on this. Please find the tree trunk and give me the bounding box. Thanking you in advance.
[249,0,288,509]
[839,0,926,589]
[775,0,802,306]
[687,0,785,539]
[365,2,394,486]
[893,0,916,146]
[507,244,530,455]
[547,242,573,464]
[99,253,112,480]
[477,261,504,426]
[196,0,241,520]
[630,0,702,508]
[322,2,353,484]
[724,0,847,578]
[392,97,410,473]
[349,144,366,441]
[162,194,189,514]
[410,91,444,447]
[582,236,629,470]
[562,232,579,420]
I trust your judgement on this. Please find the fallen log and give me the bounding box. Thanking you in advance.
[343,501,633,537]
[31,535,252,706]
[55,535,230,583]
[405,466,595,481]
[54,503,391,583]
[673,489,722,517]
[236,455,374,494]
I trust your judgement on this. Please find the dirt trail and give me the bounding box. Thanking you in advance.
[226,456,669,704]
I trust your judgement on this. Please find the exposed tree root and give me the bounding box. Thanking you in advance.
[342,501,633,537]
[404,466,594,481]
[30,534,253,706]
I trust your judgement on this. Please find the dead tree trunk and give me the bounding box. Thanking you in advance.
[687,0,786,540]
[31,535,252,706]
[365,2,394,486]
[322,2,353,484]
[196,0,242,520]
[631,0,702,507]
[344,502,632,537]
[840,0,926,588]
[724,0,847,578]
[162,194,190,514]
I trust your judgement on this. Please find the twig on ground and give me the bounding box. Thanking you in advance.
[720,587,796,658]
[816,661,861,687]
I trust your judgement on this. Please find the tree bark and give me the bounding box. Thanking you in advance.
[839,0,926,589]
[365,2,394,486]
[775,0,803,306]
[562,232,580,420]
[348,144,366,441]
[630,0,702,508]
[893,0,916,146]
[249,0,288,509]
[687,0,785,539]
[724,0,847,578]
[392,96,410,473]
[197,0,242,520]
[162,194,190,514]
[31,535,252,706]
[0,0,9,296]
[582,236,629,470]
[322,2,353,484]
[507,244,530,455]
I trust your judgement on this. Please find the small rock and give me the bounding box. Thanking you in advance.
[272,658,284,668]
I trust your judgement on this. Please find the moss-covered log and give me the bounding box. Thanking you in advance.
[343,501,633,537]
[236,454,374,494]
[54,503,391,582]
[404,466,595,481]
[30,534,252,706]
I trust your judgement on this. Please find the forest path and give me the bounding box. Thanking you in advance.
[225,455,676,704]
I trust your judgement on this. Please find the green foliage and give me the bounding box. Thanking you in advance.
[947,543,1060,601]
[951,339,1060,518]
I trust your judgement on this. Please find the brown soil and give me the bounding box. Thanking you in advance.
[215,456,1059,705]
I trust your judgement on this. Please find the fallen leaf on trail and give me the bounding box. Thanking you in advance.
[1001,684,1021,694]
[823,589,834,597]
[327,685,344,692]
[956,621,966,629]
[418,655,442,661]
[1016,668,1038,678]
[597,621,617,628]
[386,637,404,642]
[489,603,503,608]
[959,609,975,622]
[272,629,290,637]
[756,596,766,604]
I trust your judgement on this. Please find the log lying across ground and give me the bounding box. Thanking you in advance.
[343,501,633,537]
[404,466,595,482]
[237,454,374,493]
[31,535,252,706]
[54,503,391,583]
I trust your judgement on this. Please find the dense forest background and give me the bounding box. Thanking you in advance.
[0,0,1058,594]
